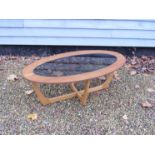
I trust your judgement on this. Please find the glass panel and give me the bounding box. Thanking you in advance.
[34,54,116,77]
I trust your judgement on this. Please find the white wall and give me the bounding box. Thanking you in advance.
[0,19,155,47]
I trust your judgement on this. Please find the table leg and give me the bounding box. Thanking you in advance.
[70,83,82,99]
[31,72,114,106]
[81,80,91,105]
[102,72,114,89]
[32,82,79,105]
[32,82,50,105]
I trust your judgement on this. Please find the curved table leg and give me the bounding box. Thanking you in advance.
[32,82,51,105]
[102,72,114,89]
[69,72,114,105]
[81,80,90,105]
[32,82,79,105]
[31,72,114,106]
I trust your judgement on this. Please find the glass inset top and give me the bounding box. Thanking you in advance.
[34,54,116,77]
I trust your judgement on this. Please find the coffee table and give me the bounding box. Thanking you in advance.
[23,50,126,106]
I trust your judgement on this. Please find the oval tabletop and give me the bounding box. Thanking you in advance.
[22,50,126,84]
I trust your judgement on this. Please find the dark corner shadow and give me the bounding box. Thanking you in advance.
[0,45,155,57]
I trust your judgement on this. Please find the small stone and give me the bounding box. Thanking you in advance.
[130,70,137,75]
[146,88,155,93]
[131,58,137,65]
[141,56,148,60]
[135,84,140,89]
[25,90,34,95]
[78,113,81,116]
[27,113,38,121]
[123,114,128,120]
[7,74,18,81]
[141,101,153,108]
[141,67,147,72]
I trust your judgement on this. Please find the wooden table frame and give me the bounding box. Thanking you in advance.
[23,50,126,106]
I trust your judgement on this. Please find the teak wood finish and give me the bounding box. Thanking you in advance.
[23,50,126,105]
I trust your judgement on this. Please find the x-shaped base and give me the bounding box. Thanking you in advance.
[31,73,114,106]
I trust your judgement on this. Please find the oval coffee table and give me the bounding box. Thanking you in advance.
[23,50,126,105]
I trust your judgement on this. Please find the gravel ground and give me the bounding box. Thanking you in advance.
[0,46,155,135]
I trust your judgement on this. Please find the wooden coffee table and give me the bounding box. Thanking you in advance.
[23,50,126,106]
